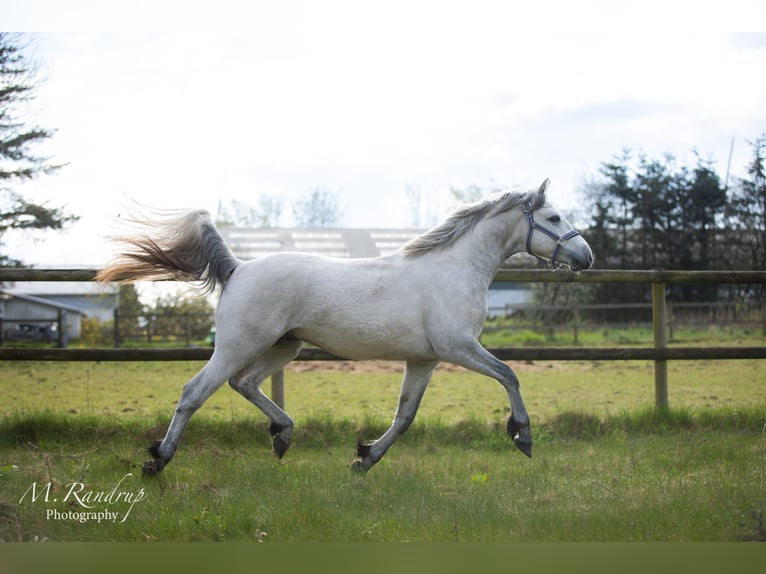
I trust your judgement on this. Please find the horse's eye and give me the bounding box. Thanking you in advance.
[547,215,561,223]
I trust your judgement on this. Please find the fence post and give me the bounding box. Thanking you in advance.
[762,302,766,338]
[184,313,191,347]
[114,309,121,348]
[572,304,580,345]
[667,301,674,341]
[271,369,285,409]
[652,281,669,409]
[57,309,68,348]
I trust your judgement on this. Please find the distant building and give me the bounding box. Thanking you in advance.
[218,227,422,259]
[0,281,119,341]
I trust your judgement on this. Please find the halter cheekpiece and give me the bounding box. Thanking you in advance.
[521,196,580,269]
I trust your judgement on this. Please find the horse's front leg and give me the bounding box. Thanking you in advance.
[352,361,437,473]
[444,338,532,457]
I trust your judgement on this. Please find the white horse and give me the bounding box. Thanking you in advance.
[97,179,593,474]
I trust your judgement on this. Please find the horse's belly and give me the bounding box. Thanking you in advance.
[289,326,435,362]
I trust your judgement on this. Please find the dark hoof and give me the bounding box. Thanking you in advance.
[143,441,166,476]
[351,443,375,473]
[272,435,289,459]
[142,458,165,476]
[513,437,533,458]
[507,419,532,458]
[269,422,291,459]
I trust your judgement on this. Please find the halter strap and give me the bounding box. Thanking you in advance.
[522,201,580,269]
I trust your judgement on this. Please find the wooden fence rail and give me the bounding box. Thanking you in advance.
[1,345,765,362]
[2,268,766,410]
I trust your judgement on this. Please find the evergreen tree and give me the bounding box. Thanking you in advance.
[0,33,75,267]
[726,134,766,271]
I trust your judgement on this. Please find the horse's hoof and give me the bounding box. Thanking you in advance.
[142,458,164,477]
[272,435,290,459]
[508,419,532,457]
[513,436,533,458]
[350,460,369,474]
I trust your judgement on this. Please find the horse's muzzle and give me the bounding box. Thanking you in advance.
[569,252,593,272]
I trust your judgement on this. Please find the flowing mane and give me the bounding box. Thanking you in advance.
[402,186,547,257]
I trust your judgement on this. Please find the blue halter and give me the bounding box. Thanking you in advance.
[521,200,580,269]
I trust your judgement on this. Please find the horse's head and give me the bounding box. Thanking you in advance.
[521,179,593,271]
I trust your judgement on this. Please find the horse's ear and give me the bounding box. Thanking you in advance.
[538,178,550,199]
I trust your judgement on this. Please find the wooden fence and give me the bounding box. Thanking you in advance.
[2,268,766,410]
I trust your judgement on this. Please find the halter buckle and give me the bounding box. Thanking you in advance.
[521,201,533,214]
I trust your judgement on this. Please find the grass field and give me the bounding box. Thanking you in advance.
[0,352,764,542]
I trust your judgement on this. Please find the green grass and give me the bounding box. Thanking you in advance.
[479,323,766,347]
[0,409,764,542]
[0,356,765,541]
[2,358,765,423]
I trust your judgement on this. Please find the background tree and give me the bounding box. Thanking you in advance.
[292,186,344,227]
[147,292,214,344]
[404,184,441,228]
[726,134,766,271]
[113,284,145,346]
[448,182,487,206]
[579,147,730,313]
[217,194,283,227]
[0,33,75,267]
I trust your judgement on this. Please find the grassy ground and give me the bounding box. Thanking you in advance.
[0,353,764,542]
[0,408,764,542]
[2,357,764,423]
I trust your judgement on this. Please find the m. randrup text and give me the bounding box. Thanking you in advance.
[19,472,146,523]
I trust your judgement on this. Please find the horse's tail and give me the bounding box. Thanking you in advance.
[95,209,240,294]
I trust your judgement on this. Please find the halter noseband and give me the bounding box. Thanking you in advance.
[521,199,580,269]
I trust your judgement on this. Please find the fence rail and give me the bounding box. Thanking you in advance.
[1,345,765,362]
[2,267,766,410]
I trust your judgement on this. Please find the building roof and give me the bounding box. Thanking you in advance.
[0,291,87,315]
[2,281,119,297]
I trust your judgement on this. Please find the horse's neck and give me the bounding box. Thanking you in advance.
[442,211,525,284]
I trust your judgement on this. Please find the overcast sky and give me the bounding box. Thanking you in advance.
[4,1,766,266]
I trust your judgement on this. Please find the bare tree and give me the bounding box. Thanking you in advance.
[217,194,283,227]
[292,186,344,227]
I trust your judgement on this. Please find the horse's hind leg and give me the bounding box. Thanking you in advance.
[228,339,303,459]
[352,361,437,473]
[144,357,232,475]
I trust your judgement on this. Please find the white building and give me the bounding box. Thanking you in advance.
[0,281,119,341]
